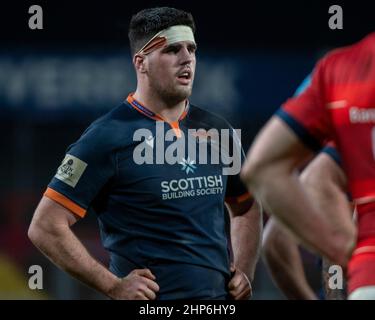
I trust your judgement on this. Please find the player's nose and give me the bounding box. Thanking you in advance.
[179,46,194,65]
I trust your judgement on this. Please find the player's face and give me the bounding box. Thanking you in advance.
[146,41,196,104]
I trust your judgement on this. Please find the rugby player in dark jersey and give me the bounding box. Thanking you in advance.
[28,7,261,300]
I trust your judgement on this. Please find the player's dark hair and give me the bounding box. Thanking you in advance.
[128,7,196,56]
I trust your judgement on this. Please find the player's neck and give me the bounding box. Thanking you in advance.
[133,89,186,123]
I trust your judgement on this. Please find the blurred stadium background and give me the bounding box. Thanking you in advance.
[0,0,373,299]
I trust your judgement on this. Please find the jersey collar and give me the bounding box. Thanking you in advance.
[126,93,189,122]
[126,93,189,138]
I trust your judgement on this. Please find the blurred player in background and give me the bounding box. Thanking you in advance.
[242,32,375,299]
[263,146,348,300]
[263,217,320,299]
[28,7,261,300]
[261,76,350,300]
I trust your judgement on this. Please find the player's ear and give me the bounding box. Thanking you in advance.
[133,54,147,73]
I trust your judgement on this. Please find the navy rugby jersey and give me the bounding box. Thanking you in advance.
[45,93,251,299]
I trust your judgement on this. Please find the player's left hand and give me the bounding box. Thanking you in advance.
[228,265,252,300]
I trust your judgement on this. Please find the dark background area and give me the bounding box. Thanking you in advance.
[0,0,374,299]
[2,0,374,49]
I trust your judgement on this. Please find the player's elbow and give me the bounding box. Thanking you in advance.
[28,218,43,247]
[28,210,62,247]
[28,218,60,251]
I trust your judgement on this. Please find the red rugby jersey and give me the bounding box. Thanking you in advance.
[278,32,375,203]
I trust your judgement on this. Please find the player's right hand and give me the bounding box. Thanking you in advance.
[108,268,160,300]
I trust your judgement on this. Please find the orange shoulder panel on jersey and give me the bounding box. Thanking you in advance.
[44,187,87,218]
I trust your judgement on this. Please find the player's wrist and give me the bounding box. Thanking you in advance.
[104,275,122,299]
[235,266,253,284]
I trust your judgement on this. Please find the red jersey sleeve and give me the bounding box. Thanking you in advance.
[276,58,334,151]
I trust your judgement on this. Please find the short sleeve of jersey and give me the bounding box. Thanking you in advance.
[276,58,334,152]
[320,140,342,167]
[224,128,252,204]
[44,125,117,218]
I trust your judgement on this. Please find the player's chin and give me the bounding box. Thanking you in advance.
[174,86,192,100]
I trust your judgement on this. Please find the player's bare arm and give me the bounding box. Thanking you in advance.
[300,152,352,299]
[262,152,351,300]
[263,217,317,300]
[227,198,262,300]
[28,196,159,300]
[299,151,354,251]
[241,116,356,267]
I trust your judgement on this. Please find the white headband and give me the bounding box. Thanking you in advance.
[136,25,195,56]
